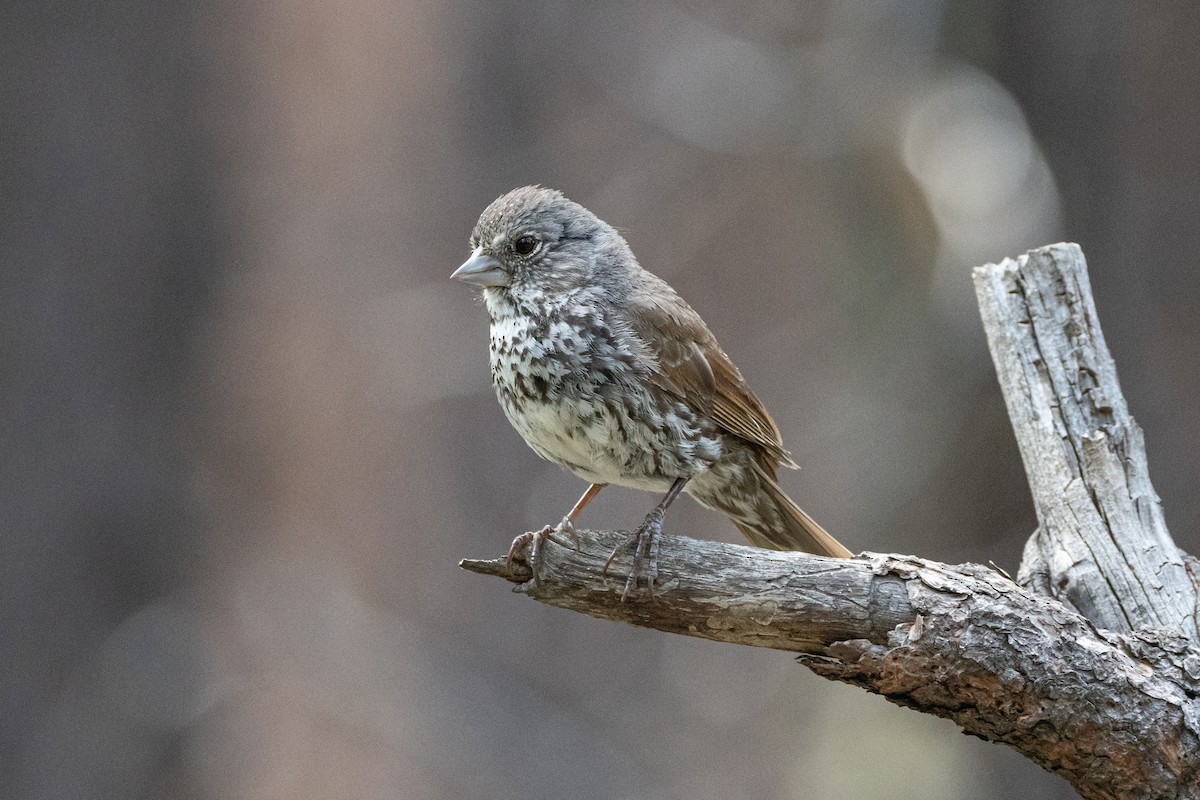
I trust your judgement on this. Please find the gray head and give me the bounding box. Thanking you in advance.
[451,186,629,297]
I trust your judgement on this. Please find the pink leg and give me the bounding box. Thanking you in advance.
[506,483,608,586]
[552,482,607,549]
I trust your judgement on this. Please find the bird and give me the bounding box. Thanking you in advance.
[451,186,852,599]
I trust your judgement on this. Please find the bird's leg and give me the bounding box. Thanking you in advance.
[550,483,607,550]
[604,476,689,601]
[506,483,607,587]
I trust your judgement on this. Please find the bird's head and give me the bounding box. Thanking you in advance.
[451,186,630,300]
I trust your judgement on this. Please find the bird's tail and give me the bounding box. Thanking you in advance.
[695,460,852,557]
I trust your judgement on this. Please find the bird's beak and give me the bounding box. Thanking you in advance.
[451,248,509,287]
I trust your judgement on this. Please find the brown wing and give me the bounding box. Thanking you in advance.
[625,277,798,469]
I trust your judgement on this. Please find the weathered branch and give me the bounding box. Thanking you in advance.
[973,243,1200,636]
[463,243,1200,798]
[462,533,1200,799]
[464,531,913,652]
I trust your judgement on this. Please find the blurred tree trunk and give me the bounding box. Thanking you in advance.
[1,3,222,793]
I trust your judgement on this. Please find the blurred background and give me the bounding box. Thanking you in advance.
[4,1,1198,797]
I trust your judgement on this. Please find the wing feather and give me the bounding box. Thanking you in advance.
[626,280,798,469]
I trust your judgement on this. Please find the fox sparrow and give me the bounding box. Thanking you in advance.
[452,186,852,599]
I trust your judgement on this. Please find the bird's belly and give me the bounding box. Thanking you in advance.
[498,390,671,490]
[492,372,721,491]
[488,312,723,488]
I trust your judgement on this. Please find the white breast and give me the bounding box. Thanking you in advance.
[484,290,722,490]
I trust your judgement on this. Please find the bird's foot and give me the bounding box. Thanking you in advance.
[506,517,579,587]
[506,524,554,587]
[549,516,581,551]
[602,510,665,602]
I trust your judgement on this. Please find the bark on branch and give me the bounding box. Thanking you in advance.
[463,535,1200,799]
[973,243,1200,636]
[462,243,1200,799]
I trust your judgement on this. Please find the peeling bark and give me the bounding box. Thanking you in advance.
[974,243,1199,636]
[462,535,1200,799]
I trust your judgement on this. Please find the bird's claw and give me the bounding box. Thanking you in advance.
[603,511,664,602]
[550,516,580,551]
[506,524,554,587]
[506,516,581,587]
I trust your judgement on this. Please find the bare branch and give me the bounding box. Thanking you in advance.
[463,530,912,652]
[973,243,1200,636]
[462,532,1200,800]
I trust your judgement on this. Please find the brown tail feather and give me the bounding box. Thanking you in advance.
[732,464,852,557]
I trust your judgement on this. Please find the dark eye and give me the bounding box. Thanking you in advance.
[513,234,538,255]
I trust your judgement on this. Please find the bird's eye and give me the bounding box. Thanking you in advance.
[513,234,538,255]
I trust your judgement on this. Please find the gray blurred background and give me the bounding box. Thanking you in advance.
[4,1,1198,798]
